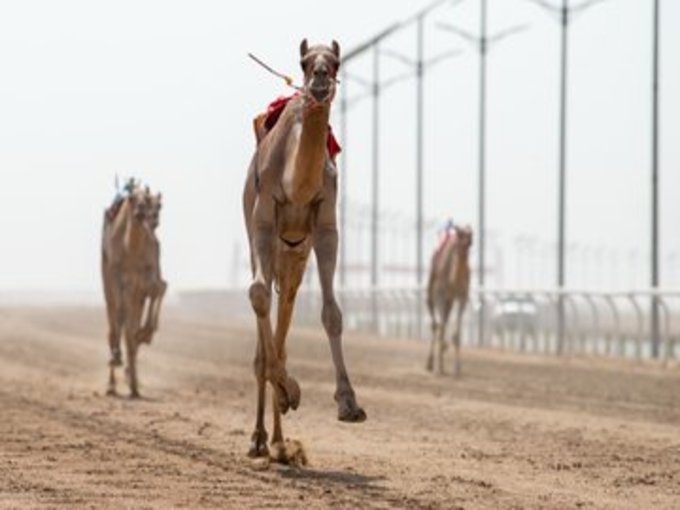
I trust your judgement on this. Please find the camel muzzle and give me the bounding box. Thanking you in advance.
[310,86,331,104]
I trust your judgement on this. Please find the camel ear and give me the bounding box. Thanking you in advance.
[331,40,340,59]
[300,38,309,58]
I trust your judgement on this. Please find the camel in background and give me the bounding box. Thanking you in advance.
[426,225,473,376]
[102,183,166,398]
[243,39,365,464]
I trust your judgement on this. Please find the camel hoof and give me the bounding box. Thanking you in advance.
[136,326,153,345]
[270,439,308,467]
[129,390,140,400]
[425,356,434,372]
[336,392,367,423]
[276,376,301,415]
[105,387,117,397]
[285,376,301,411]
[248,430,269,458]
[338,405,367,423]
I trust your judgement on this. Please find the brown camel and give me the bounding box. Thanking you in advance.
[102,183,167,398]
[243,39,366,463]
[426,225,473,376]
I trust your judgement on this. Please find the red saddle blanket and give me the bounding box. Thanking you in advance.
[259,93,341,161]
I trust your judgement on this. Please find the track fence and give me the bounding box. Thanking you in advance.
[294,287,680,362]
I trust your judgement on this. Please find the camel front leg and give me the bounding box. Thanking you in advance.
[107,297,124,396]
[269,246,309,456]
[314,226,366,422]
[103,266,124,367]
[248,328,269,458]
[451,298,467,377]
[149,279,167,331]
[123,289,145,399]
[426,279,437,372]
[103,268,124,395]
[437,302,452,376]
[249,208,298,415]
[137,279,167,345]
[427,322,439,373]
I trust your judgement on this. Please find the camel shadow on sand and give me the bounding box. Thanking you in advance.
[277,465,387,496]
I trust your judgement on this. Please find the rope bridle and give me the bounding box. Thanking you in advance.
[248,53,304,92]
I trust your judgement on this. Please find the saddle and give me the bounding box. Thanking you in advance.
[253,93,342,161]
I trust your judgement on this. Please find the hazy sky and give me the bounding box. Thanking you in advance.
[0,0,678,294]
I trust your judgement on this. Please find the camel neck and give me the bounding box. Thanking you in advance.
[282,100,330,205]
[449,249,469,285]
[124,212,150,257]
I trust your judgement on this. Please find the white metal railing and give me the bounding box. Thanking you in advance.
[294,287,680,362]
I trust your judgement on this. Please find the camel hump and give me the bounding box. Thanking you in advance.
[253,112,267,144]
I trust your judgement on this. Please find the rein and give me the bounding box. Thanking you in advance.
[248,53,304,92]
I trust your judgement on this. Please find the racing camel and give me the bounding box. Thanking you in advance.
[102,182,167,398]
[243,40,366,464]
[426,224,473,376]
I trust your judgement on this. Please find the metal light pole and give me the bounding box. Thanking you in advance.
[416,15,425,337]
[651,0,660,357]
[478,0,488,347]
[342,22,403,299]
[371,44,380,290]
[438,6,527,346]
[529,0,607,354]
[411,0,456,339]
[558,0,569,356]
[380,43,461,338]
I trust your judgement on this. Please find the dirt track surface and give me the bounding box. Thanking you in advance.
[0,305,679,509]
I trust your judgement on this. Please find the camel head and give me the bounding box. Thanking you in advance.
[128,188,149,224]
[455,225,473,254]
[299,39,340,105]
[145,188,162,231]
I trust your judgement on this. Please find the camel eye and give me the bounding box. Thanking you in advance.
[300,55,314,73]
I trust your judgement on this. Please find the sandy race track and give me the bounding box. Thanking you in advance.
[0,304,678,509]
